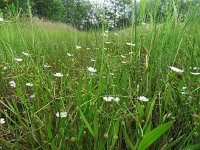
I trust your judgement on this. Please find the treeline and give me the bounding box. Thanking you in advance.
[0,0,199,30]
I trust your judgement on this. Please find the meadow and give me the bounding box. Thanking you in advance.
[0,9,200,150]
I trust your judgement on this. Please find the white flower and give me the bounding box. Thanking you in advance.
[114,33,118,36]
[0,17,3,22]
[0,118,5,124]
[91,59,96,62]
[56,112,67,118]
[22,52,30,56]
[122,61,127,64]
[169,66,184,73]
[190,72,200,75]
[113,97,120,102]
[105,41,111,44]
[15,58,23,62]
[110,73,114,76]
[105,30,109,33]
[181,92,187,95]
[138,96,149,102]
[67,53,73,57]
[102,33,108,37]
[44,64,51,68]
[86,48,91,50]
[121,55,126,58]
[25,83,33,87]
[129,52,134,54]
[126,42,135,46]
[182,87,187,90]
[54,73,63,77]
[30,94,35,99]
[3,66,7,70]
[88,67,97,73]
[9,80,16,88]
[103,96,114,102]
[76,46,81,49]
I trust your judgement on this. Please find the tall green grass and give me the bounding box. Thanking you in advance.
[0,1,200,149]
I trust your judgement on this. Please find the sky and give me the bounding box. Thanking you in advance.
[90,0,141,4]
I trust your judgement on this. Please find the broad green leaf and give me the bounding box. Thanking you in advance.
[138,121,174,150]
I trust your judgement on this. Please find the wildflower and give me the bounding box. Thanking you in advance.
[54,73,63,77]
[0,118,5,125]
[110,73,114,76]
[86,48,91,50]
[3,66,7,70]
[113,97,120,102]
[25,83,33,87]
[67,53,73,57]
[126,42,135,46]
[76,46,81,49]
[190,72,200,75]
[91,59,96,62]
[88,67,97,73]
[0,17,3,22]
[138,96,149,102]
[30,94,35,99]
[182,87,187,90]
[114,33,118,36]
[43,64,51,68]
[103,96,114,102]
[15,58,23,62]
[122,61,127,64]
[121,55,126,58]
[169,66,184,73]
[22,52,30,56]
[129,52,134,54]
[56,112,67,118]
[105,30,109,33]
[102,33,108,37]
[9,80,16,88]
[181,92,187,95]
[105,41,111,44]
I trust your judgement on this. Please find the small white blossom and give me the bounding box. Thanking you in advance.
[122,61,127,64]
[25,83,33,87]
[3,66,7,70]
[110,73,114,76]
[88,67,97,73]
[181,92,187,95]
[54,73,63,77]
[86,48,91,50]
[190,72,200,75]
[0,118,5,124]
[56,112,67,118]
[138,96,149,102]
[129,52,134,54]
[102,33,108,37]
[121,55,126,58]
[30,94,35,99]
[103,96,114,102]
[15,58,23,62]
[76,46,81,49]
[169,66,184,73]
[44,64,51,68]
[126,42,135,46]
[0,17,3,22]
[22,52,30,56]
[91,59,96,62]
[9,80,16,88]
[105,41,111,44]
[67,53,73,57]
[105,30,109,33]
[114,33,118,36]
[113,97,120,102]
[182,87,187,90]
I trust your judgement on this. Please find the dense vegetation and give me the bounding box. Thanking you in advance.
[0,0,200,149]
